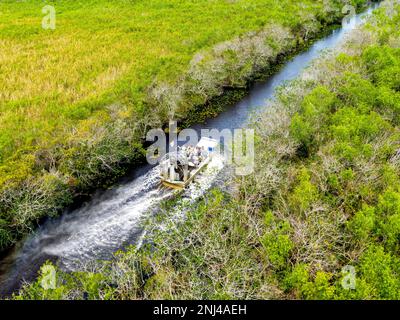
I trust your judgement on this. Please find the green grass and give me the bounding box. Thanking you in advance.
[0,0,325,171]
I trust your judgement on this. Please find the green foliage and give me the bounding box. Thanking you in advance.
[290,86,337,155]
[283,264,336,300]
[0,219,13,249]
[330,108,389,162]
[363,46,400,90]
[375,190,400,251]
[261,212,293,269]
[289,168,319,212]
[14,263,70,300]
[358,246,400,299]
[348,190,400,251]
[347,205,376,241]
[14,262,112,300]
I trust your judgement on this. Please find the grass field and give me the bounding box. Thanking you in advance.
[0,0,326,167]
[0,0,363,249]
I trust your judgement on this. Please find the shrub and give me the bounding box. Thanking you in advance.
[261,212,293,269]
[358,245,400,299]
[289,168,319,213]
[347,205,376,241]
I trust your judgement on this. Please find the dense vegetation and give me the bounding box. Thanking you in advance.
[13,0,400,300]
[0,0,369,250]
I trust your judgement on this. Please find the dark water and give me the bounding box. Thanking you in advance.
[0,4,380,296]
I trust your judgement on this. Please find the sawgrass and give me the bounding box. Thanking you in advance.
[0,0,324,165]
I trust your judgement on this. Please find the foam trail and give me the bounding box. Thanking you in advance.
[12,167,167,272]
[10,155,225,273]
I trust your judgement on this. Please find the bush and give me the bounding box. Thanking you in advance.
[358,246,400,299]
[289,168,319,213]
[261,212,293,269]
[347,205,376,242]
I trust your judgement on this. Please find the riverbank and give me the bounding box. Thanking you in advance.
[11,0,400,300]
[0,0,371,251]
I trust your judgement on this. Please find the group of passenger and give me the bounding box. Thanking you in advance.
[181,145,207,167]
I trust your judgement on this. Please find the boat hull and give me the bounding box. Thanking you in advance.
[161,180,186,190]
[161,157,211,189]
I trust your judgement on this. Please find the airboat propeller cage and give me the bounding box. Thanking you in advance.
[160,137,219,189]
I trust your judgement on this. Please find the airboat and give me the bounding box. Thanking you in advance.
[159,137,219,189]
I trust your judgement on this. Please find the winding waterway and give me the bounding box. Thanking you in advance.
[0,3,380,296]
